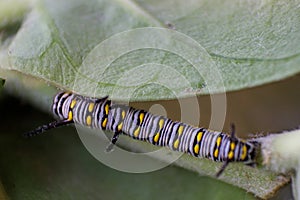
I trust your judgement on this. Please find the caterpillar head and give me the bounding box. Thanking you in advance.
[242,141,258,167]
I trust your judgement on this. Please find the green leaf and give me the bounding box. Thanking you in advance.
[0,0,31,30]
[2,0,300,101]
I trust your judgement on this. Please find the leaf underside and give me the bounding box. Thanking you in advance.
[1,0,299,101]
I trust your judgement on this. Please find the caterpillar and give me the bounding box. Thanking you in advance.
[25,91,257,177]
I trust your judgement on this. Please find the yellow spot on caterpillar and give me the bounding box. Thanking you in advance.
[154,133,160,143]
[121,110,126,119]
[194,144,199,154]
[178,125,184,135]
[241,145,247,160]
[88,103,94,112]
[68,111,73,120]
[228,151,234,160]
[158,119,164,129]
[197,132,203,142]
[216,136,222,147]
[105,104,109,115]
[70,99,76,109]
[173,139,179,149]
[230,142,235,150]
[86,115,92,126]
[139,112,144,124]
[117,123,123,131]
[214,149,219,158]
[134,127,140,137]
[102,118,107,128]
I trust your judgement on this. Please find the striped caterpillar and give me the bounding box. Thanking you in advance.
[25,92,257,177]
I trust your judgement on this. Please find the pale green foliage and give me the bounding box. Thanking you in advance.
[2,0,300,101]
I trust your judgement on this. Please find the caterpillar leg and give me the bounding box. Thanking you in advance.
[105,132,121,152]
[215,123,236,177]
[23,119,73,138]
[216,160,229,177]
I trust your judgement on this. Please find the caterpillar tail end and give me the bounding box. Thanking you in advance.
[23,129,42,138]
[23,120,73,138]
